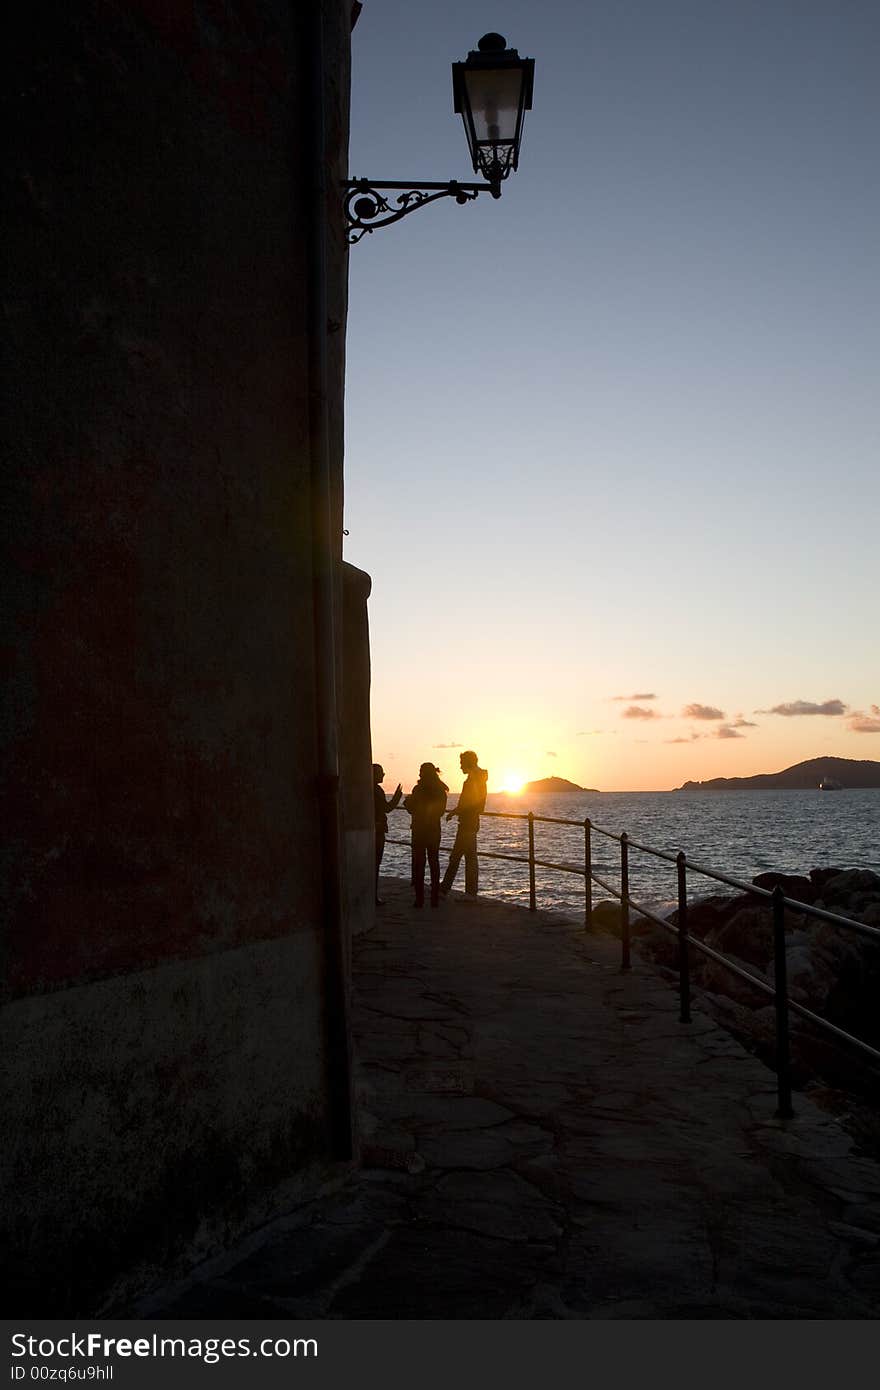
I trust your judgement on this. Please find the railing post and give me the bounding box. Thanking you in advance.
[527,812,536,912]
[620,831,631,970]
[584,818,593,931]
[676,851,691,1024]
[772,884,794,1118]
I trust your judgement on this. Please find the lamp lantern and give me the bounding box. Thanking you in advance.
[452,33,534,196]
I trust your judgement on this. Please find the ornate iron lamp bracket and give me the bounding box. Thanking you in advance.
[344,178,498,244]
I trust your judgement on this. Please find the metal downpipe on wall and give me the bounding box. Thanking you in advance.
[304,0,354,1162]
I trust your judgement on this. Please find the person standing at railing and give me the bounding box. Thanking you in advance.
[439,749,488,899]
[404,763,449,908]
[373,763,402,906]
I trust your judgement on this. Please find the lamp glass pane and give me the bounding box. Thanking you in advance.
[463,67,523,145]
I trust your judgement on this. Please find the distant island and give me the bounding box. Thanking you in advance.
[522,777,599,794]
[675,756,880,792]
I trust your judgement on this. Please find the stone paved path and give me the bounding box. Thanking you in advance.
[142,878,880,1318]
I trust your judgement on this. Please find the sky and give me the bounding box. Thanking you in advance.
[342,0,879,793]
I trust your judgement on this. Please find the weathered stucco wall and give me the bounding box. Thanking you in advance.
[1,0,363,1313]
[2,933,329,1314]
[5,1,325,991]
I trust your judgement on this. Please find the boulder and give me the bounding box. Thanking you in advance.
[589,900,668,948]
[630,912,660,937]
[752,871,815,904]
[847,891,880,918]
[698,994,777,1053]
[752,1004,780,1046]
[809,866,846,891]
[818,869,880,910]
[776,944,833,1012]
[589,899,623,934]
[703,905,775,968]
[675,892,745,941]
[634,923,680,970]
[698,951,771,1006]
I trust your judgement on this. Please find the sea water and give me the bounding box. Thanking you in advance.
[382,788,880,915]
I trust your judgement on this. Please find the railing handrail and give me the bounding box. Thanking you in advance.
[383,801,880,1112]
[390,806,877,941]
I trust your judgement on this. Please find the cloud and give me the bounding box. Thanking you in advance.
[545,750,558,758]
[576,729,603,736]
[612,692,656,702]
[848,710,880,733]
[622,705,658,720]
[432,741,463,748]
[665,737,694,744]
[732,715,758,728]
[681,703,725,721]
[716,725,745,739]
[756,699,847,717]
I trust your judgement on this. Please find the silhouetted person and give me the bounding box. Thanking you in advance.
[373,763,402,906]
[404,763,448,908]
[440,750,488,898]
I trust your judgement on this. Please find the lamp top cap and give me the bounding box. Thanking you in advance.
[477,33,507,52]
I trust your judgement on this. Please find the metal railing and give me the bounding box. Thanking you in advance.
[387,808,880,1118]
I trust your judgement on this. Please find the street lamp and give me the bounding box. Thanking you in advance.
[344,33,534,244]
[453,32,534,191]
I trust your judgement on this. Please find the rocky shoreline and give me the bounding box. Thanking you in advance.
[593,866,880,1146]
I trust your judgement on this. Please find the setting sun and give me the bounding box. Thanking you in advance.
[496,771,526,794]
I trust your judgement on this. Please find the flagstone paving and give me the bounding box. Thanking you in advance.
[140,878,880,1318]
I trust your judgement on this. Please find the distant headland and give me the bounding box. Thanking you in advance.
[675,756,880,792]
[522,777,598,794]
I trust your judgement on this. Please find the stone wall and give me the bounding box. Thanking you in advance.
[1,0,364,1313]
